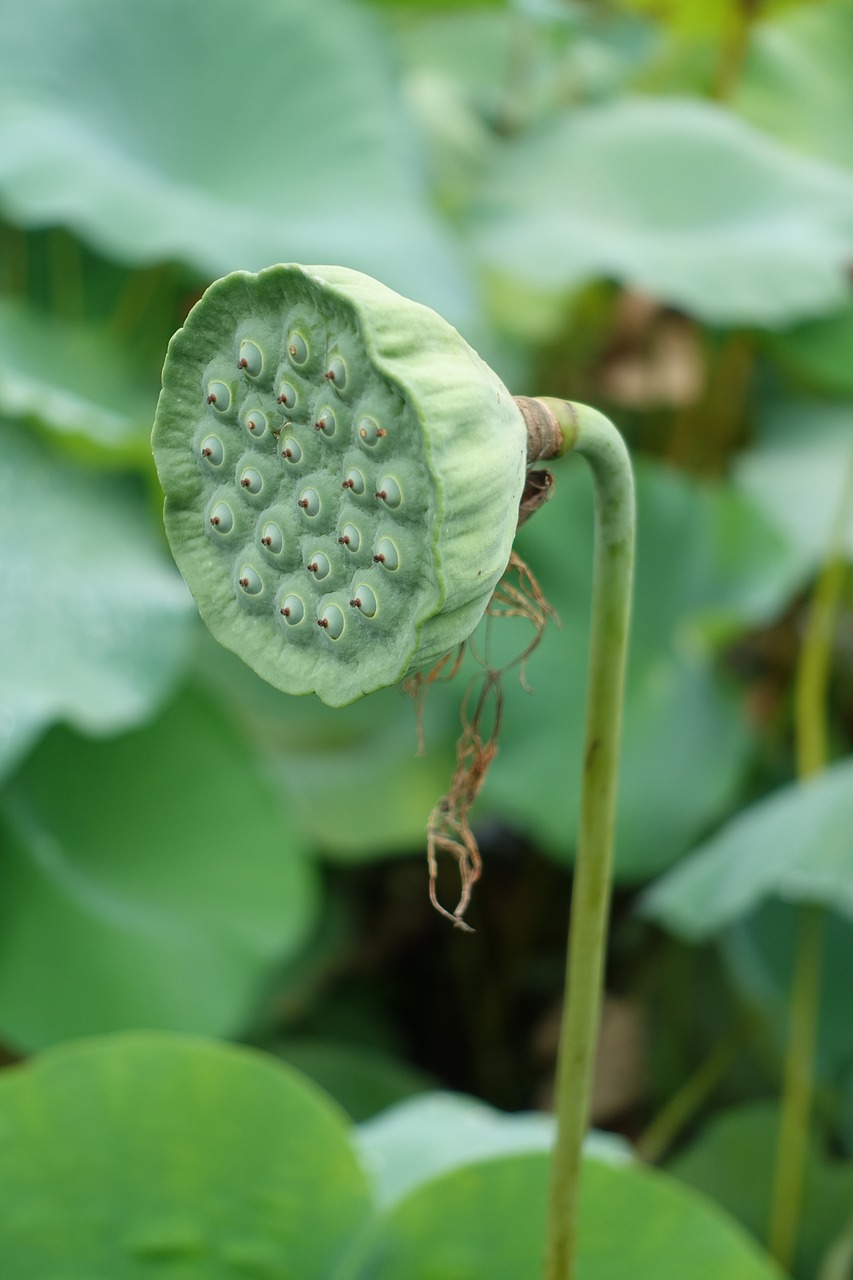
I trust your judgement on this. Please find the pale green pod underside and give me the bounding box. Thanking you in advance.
[152,265,526,706]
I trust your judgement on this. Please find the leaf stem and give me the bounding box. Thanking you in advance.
[635,1027,741,1165]
[768,902,824,1269]
[49,227,85,319]
[532,400,634,1280]
[713,0,762,102]
[767,445,853,1270]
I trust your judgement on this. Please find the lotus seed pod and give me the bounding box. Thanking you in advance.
[153,264,526,706]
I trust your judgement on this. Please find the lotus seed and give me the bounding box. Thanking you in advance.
[338,522,360,551]
[324,357,347,390]
[349,585,377,617]
[238,340,263,377]
[209,501,234,532]
[277,383,298,410]
[318,604,345,639]
[238,565,263,595]
[281,437,302,463]
[206,381,231,411]
[375,476,402,509]
[374,537,399,570]
[298,487,320,516]
[260,522,284,553]
[280,593,305,624]
[200,435,224,466]
[306,552,330,579]
[357,416,385,447]
[314,409,336,437]
[288,332,309,366]
[239,467,263,494]
[342,468,365,494]
[244,410,267,438]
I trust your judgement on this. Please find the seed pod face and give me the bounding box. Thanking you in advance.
[153,264,526,706]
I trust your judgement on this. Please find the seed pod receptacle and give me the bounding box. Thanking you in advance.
[153,264,526,706]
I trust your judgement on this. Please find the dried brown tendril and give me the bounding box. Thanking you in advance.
[414,549,558,930]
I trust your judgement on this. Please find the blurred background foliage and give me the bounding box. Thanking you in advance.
[1,0,852,1273]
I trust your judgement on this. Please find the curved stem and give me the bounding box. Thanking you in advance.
[533,400,635,1280]
[768,445,853,1269]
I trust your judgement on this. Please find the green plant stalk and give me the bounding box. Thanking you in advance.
[537,400,635,1280]
[768,449,853,1269]
[768,902,824,1269]
[635,1027,741,1165]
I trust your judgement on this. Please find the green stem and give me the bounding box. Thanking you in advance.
[535,400,635,1280]
[768,903,824,1269]
[713,0,762,102]
[767,447,853,1270]
[110,263,170,339]
[635,1028,741,1166]
[49,227,85,319]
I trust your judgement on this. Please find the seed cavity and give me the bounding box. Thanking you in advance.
[206,381,231,412]
[324,357,347,390]
[244,410,267,438]
[306,552,330,580]
[318,604,345,639]
[281,437,302,463]
[238,566,263,595]
[238,340,263,377]
[297,487,321,517]
[260,522,283,554]
[200,435,224,466]
[280,593,305,624]
[314,409,336,438]
[342,468,365,494]
[209,501,233,533]
[375,476,402,509]
[350,585,377,617]
[373,537,399,570]
[337,523,360,551]
[239,467,263,495]
[357,416,385,447]
[288,331,309,366]
[277,382,298,410]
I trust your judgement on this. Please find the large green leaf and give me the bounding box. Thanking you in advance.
[337,1150,784,1279]
[357,1090,629,1210]
[721,900,853,1081]
[0,421,193,778]
[736,0,853,172]
[0,1032,371,1278]
[732,398,853,579]
[468,95,853,326]
[669,1103,853,1280]
[766,304,853,398]
[641,757,853,940]
[470,459,797,879]
[0,297,156,458]
[0,689,320,1050]
[0,0,469,321]
[271,1039,434,1123]
[395,5,662,185]
[198,634,457,861]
